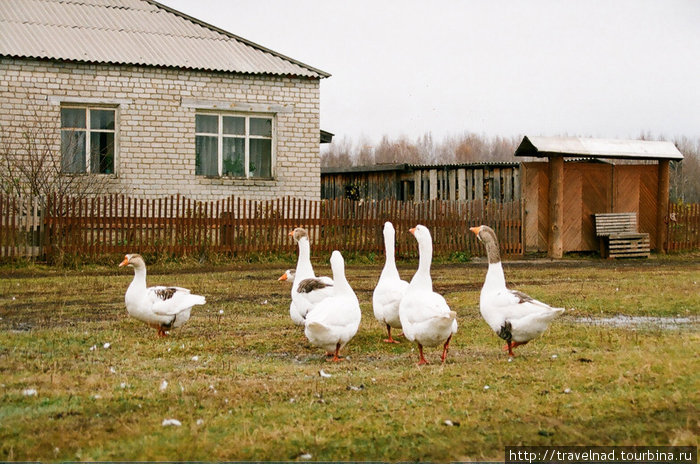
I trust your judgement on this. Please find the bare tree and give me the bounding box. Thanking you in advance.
[354,135,376,166]
[0,108,118,204]
[671,136,700,203]
[374,134,423,164]
[321,135,354,168]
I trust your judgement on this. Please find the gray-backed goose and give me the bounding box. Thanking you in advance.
[119,253,205,337]
[288,228,334,324]
[470,225,564,356]
[304,251,361,362]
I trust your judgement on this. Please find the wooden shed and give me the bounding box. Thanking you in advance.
[321,162,521,202]
[515,136,684,257]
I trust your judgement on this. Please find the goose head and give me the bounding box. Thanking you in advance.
[470,225,500,263]
[278,269,296,282]
[329,250,349,289]
[330,250,344,271]
[288,227,309,244]
[383,221,396,235]
[119,253,146,270]
[409,224,432,244]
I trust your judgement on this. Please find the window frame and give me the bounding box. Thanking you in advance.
[60,104,118,175]
[194,111,275,180]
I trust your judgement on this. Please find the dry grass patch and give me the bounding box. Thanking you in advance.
[0,256,698,461]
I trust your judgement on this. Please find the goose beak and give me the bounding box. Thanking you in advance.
[469,226,481,236]
[278,272,288,281]
[409,227,417,235]
[288,230,294,237]
[118,256,129,267]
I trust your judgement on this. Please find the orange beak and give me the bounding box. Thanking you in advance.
[278,272,288,281]
[470,226,481,235]
[409,227,416,235]
[118,256,129,267]
[288,230,294,237]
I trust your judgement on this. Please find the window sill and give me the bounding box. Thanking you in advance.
[61,172,118,178]
[196,176,277,186]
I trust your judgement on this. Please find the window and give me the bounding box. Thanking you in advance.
[60,106,116,174]
[195,113,273,178]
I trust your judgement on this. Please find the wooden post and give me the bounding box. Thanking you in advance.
[457,169,466,201]
[414,170,422,201]
[548,156,564,258]
[656,159,670,253]
[474,169,483,201]
[429,169,438,200]
[448,170,457,201]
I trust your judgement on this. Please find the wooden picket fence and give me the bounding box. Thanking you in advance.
[0,193,523,260]
[0,195,44,259]
[666,202,700,252]
[3,194,699,261]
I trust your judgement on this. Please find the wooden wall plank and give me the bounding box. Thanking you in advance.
[562,164,583,251]
[639,165,659,249]
[474,169,484,202]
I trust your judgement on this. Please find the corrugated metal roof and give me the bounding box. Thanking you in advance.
[0,0,330,78]
[515,136,683,160]
[321,161,520,175]
[408,161,520,169]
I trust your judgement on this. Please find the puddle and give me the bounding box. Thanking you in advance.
[575,315,699,330]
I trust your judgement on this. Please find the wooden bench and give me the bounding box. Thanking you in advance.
[594,213,650,259]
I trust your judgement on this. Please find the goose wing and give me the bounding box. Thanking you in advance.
[403,291,451,324]
[490,288,562,320]
[295,277,334,305]
[148,286,205,315]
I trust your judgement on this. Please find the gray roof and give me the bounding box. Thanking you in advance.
[515,136,683,161]
[0,0,330,78]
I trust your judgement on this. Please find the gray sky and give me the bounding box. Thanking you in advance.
[161,0,700,145]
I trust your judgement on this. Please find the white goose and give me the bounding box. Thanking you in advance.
[304,250,361,362]
[373,221,409,343]
[119,253,206,337]
[470,225,564,356]
[399,225,458,365]
[289,228,334,323]
[278,269,305,326]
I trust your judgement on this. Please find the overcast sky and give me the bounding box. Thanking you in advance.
[161,0,700,145]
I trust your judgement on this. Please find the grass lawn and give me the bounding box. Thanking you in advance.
[0,254,698,461]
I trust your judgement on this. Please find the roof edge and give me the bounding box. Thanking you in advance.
[147,0,331,79]
[0,54,320,79]
[321,161,521,174]
[515,136,684,161]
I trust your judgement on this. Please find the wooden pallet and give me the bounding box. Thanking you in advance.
[607,232,651,258]
[594,213,650,259]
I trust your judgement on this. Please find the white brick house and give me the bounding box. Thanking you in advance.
[0,0,330,200]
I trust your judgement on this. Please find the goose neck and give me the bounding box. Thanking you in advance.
[295,238,314,276]
[130,266,147,290]
[484,261,506,290]
[410,238,433,290]
[381,243,400,279]
[484,237,501,264]
[333,269,352,294]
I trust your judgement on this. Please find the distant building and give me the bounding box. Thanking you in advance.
[323,135,684,255]
[321,162,522,202]
[0,0,330,200]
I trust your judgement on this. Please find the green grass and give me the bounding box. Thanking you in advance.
[0,255,698,461]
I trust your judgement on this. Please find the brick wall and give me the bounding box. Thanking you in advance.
[0,57,322,200]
